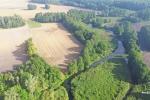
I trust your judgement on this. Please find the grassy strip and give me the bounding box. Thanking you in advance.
[27,20,41,28]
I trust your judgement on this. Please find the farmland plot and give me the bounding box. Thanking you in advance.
[0,26,30,72]
[31,23,83,71]
[0,0,28,9]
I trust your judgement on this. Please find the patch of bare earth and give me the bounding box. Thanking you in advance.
[0,26,31,72]
[31,23,83,71]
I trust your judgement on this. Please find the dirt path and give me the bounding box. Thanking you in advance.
[31,23,83,71]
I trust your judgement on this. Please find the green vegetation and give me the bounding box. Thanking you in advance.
[27,38,37,57]
[63,15,114,75]
[34,11,115,75]
[0,15,25,29]
[32,0,134,17]
[139,25,150,50]
[137,8,150,21]
[41,86,68,100]
[67,10,105,28]
[2,0,150,99]
[71,58,130,100]
[31,0,60,4]
[0,39,68,100]
[126,83,150,100]
[45,4,50,9]
[27,20,41,28]
[113,0,150,11]
[27,4,37,10]
[114,21,150,84]
[35,12,65,23]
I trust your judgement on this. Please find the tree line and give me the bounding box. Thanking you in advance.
[113,1,150,11]
[114,21,150,84]
[139,25,150,50]
[35,12,65,23]
[0,15,25,29]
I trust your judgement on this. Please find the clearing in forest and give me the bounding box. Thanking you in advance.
[31,23,83,71]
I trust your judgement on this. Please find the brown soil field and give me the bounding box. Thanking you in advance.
[0,26,31,72]
[143,52,150,68]
[31,23,83,71]
[0,23,83,72]
[0,0,28,9]
[0,0,84,72]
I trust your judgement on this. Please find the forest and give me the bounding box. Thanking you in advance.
[1,0,150,100]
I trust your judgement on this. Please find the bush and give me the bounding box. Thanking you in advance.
[27,4,37,10]
[0,15,25,29]
[27,38,37,57]
[45,4,50,9]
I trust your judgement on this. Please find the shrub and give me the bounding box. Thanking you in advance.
[45,4,50,9]
[0,15,25,29]
[27,4,37,10]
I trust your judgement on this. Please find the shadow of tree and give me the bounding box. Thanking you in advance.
[56,24,83,71]
[12,41,28,70]
[109,57,132,84]
[129,92,150,100]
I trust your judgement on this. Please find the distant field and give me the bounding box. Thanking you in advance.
[0,4,72,19]
[0,0,100,20]
[31,23,83,71]
[0,0,28,9]
[0,26,30,72]
[0,22,83,72]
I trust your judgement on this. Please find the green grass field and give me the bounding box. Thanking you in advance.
[27,20,41,28]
